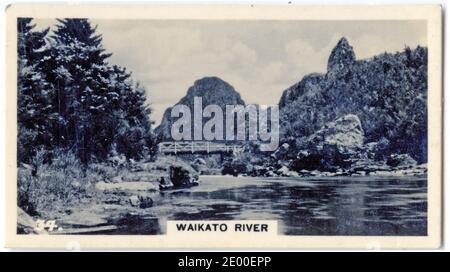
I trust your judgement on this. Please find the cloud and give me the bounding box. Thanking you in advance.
[33,19,427,125]
[285,37,330,74]
[352,32,427,59]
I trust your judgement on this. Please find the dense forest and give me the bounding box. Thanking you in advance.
[17,18,155,165]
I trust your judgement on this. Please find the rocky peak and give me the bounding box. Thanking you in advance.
[155,76,245,140]
[327,37,356,71]
[184,76,245,106]
[189,76,232,95]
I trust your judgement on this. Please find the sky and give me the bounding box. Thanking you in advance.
[34,19,427,125]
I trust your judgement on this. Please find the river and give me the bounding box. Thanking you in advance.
[106,175,427,236]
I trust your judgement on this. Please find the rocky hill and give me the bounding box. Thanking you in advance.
[155,77,246,140]
[279,37,427,163]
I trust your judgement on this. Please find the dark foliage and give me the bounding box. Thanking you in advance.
[17,18,155,165]
[279,38,427,163]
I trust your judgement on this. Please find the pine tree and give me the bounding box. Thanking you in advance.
[110,66,154,160]
[18,18,155,164]
[51,19,113,163]
[18,18,50,64]
[17,18,54,163]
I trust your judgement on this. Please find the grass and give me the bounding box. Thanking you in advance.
[18,148,99,216]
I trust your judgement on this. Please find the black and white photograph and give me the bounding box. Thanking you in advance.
[4,4,443,249]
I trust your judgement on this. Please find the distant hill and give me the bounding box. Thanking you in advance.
[155,76,246,141]
[279,37,428,162]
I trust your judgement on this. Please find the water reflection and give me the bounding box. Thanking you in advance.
[106,175,427,236]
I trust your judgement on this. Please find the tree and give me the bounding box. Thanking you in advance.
[17,18,54,163]
[17,18,155,164]
[113,73,154,160]
[51,19,113,163]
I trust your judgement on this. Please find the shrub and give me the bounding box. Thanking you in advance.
[17,148,93,216]
[88,163,119,181]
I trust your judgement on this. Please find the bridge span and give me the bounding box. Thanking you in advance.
[158,141,245,154]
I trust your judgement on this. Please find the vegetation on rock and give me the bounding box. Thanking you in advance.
[279,38,427,163]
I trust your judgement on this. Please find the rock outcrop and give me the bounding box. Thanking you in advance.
[167,165,199,189]
[303,114,364,153]
[291,114,364,171]
[129,195,154,208]
[95,181,158,192]
[278,73,324,108]
[271,143,291,160]
[386,153,417,168]
[17,207,38,234]
[327,37,356,71]
[278,37,428,163]
[222,159,250,176]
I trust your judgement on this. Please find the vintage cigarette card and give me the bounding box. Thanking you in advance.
[4,4,442,249]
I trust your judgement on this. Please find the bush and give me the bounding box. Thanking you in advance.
[88,163,119,181]
[221,148,256,176]
[17,148,95,216]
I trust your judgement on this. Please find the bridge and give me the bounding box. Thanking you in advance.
[158,141,245,154]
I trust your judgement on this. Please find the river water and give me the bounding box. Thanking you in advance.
[109,175,427,236]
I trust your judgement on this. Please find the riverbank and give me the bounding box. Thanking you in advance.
[17,151,427,234]
[18,174,427,235]
[17,154,196,233]
[242,161,428,178]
